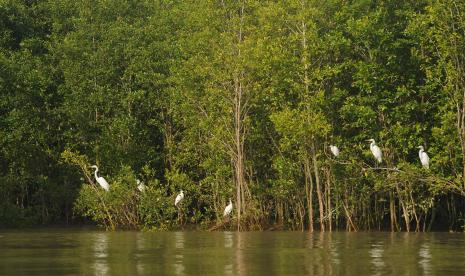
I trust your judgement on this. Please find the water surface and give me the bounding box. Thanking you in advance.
[1,230,464,275]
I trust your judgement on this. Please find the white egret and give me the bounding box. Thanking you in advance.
[136,179,146,192]
[418,146,430,169]
[90,165,109,191]
[329,145,340,157]
[175,190,184,207]
[367,139,382,163]
[223,199,233,217]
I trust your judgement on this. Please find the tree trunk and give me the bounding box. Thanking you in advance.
[389,191,398,232]
[396,184,410,232]
[232,2,247,231]
[304,157,314,232]
[343,187,357,232]
[234,75,245,231]
[326,168,332,232]
[311,144,325,232]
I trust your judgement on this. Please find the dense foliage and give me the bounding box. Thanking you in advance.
[1,0,465,231]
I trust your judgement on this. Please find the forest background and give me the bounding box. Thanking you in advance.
[1,0,465,232]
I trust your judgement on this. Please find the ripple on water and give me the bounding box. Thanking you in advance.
[0,230,465,275]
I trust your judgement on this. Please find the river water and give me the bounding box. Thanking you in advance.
[1,229,464,275]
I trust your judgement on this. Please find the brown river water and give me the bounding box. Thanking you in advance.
[1,229,464,275]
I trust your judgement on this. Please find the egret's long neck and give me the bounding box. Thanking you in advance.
[94,168,99,179]
[370,141,375,149]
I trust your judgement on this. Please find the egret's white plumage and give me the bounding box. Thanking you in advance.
[91,165,109,191]
[329,145,340,157]
[223,199,233,217]
[418,146,430,169]
[136,179,146,192]
[367,139,382,163]
[175,190,184,206]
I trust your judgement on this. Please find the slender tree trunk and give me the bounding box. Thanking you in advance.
[408,187,420,232]
[232,2,248,231]
[299,0,323,232]
[326,168,332,232]
[396,184,410,232]
[389,191,398,232]
[298,201,305,231]
[304,158,314,232]
[311,144,325,232]
[233,74,247,231]
[343,188,357,232]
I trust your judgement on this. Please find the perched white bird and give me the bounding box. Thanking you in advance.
[329,145,340,157]
[175,190,184,207]
[223,199,233,217]
[367,139,382,163]
[418,146,430,169]
[136,179,146,192]
[90,165,109,191]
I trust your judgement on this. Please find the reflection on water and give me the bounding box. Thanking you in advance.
[174,232,185,276]
[369,242,385,275]
[1,230,465,275]
[224,231,233,248]
[236,232,246,276]
[224,232,234,275]
[136,232,145,275]
[328,236,340,266]
[93,233,109,276]
[419,243,432,275]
